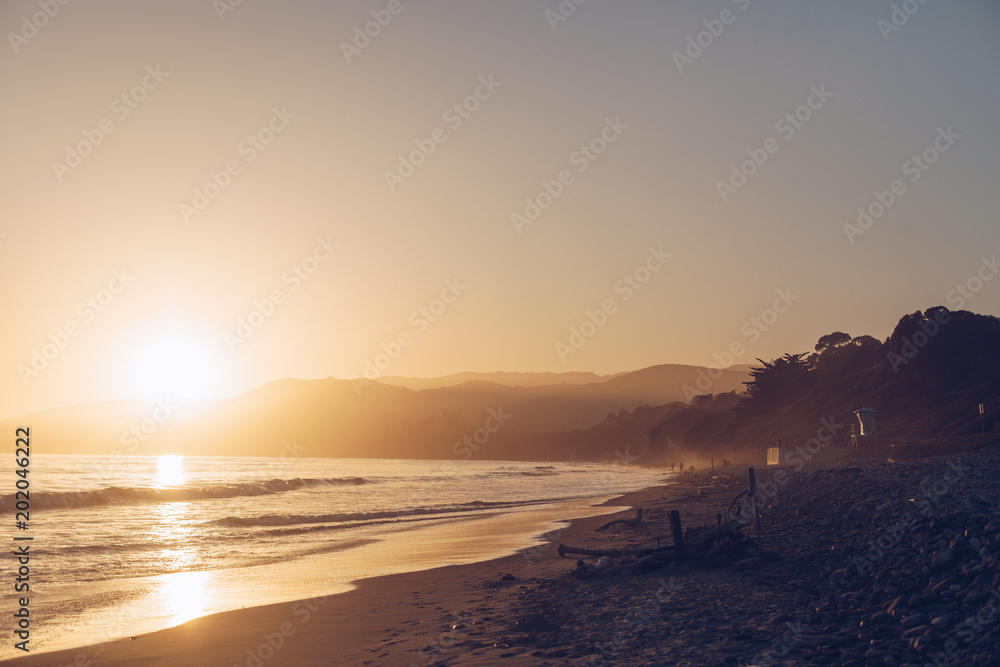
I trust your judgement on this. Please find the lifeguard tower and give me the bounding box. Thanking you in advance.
[851,408,876,447]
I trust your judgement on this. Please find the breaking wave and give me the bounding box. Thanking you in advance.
[1,477,372,511]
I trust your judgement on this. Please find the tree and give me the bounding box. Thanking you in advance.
[744,353,812,402]
[815,331,852,352]
[850,335,881,349]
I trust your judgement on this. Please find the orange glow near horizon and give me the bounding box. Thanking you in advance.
[2,3,998,423]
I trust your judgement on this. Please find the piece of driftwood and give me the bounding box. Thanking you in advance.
[597,508,642,531]
[560,481,761,579]
[684,517,740,550]
[557,543,674,558]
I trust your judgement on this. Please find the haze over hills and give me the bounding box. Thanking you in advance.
[5,363,749,459]
[371,371,625,391]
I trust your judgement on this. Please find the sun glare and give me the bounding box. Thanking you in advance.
[160,570,212,625]
[155,455,187,488]
[130,332,220,400]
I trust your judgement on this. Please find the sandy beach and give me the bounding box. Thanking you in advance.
[8,445,1000,666]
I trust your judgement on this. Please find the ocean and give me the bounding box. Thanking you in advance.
[2,454,669,658]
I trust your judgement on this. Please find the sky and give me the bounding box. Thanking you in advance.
[2,0,999,420]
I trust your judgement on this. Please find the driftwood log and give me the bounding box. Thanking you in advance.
[597,508,643,531]
[560,470,762,579]
[557,543,674,558]
[684,517,741,550]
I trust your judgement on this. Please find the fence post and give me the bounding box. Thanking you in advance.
[670,510,683,563]
[749,467,763,552]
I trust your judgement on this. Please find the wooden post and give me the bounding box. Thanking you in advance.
[981,403,987,447]
[670,510,683,563]
[749,467,763,551]
[711,456,714,471]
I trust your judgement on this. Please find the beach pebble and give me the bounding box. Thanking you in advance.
[963,591,988,606]
[869,611,891,625]
[886,596,907,615]
[931,613,953,626]
[932,549,956,570]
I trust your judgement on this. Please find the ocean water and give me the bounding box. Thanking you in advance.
[2,454,669,657]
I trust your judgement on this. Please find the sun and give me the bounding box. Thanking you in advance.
[154,455,187,487]
[130,331,221,400]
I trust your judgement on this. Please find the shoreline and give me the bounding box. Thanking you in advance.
[3,484,668,666]
[10,447,999,665]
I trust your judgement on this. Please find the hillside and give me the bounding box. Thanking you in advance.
[582,307,1000,465]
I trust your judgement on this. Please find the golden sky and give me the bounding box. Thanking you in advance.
[2,0,999,419]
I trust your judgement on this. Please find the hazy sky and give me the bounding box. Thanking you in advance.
[2,0,999,419]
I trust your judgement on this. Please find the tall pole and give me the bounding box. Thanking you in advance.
[749,467,763,552]
[981,403,986,447]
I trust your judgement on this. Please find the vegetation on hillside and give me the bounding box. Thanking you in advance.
[594,307,1000,464]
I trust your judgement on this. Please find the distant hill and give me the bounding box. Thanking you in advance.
[373,371,621,391]
[1,364,749,459]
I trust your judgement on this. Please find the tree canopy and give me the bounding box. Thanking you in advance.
[815,331,852,352]
[744,352,812,402]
